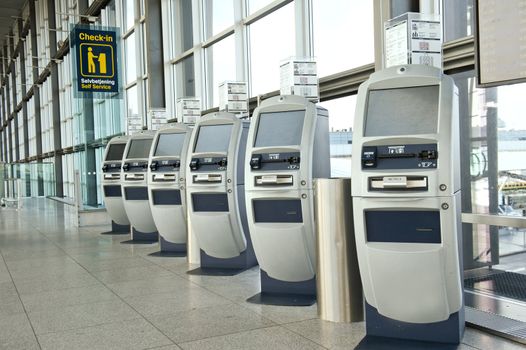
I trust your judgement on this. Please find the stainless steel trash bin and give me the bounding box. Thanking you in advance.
[314,178,363,323]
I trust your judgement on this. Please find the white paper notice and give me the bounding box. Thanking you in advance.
[385,21,408,68]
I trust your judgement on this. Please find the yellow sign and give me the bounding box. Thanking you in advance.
[79,43,114,78]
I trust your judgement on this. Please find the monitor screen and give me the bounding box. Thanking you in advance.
[364,85,439,137]
[154,133,186,157]
[254,110,305,147]
[126,139,153,159]
[194,124,233,153]
[105,143,126,161]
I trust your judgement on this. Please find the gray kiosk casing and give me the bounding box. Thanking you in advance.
[186,112,254,265]
[147,123,192,248]
[245,95,330,283]
[351,65,463,343]
[121,130,158,236]
[102,136,130,226]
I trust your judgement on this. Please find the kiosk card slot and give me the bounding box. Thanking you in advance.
[193,174,222,183]
[255,174,293,186]
[152,173,176,182]
[125,173,145,181]
[104,173,121,180]
[369,176,428,191]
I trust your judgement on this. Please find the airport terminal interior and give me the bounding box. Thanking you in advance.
[1,0,526,349]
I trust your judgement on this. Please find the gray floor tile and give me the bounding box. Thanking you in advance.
[76,256,156,273]
[284,318,365,349]
[90,265,173,284]
[20,284,119,313]
[37,318,173,350]
[243,302,318,324]
[14,270,100,295]
[0,334,40,350]
[106,275,193,298]
[149,303,275,343]
[0,313,37,348]
[27,299,141,334]
[179,325,325,350]
[125,287,231,318]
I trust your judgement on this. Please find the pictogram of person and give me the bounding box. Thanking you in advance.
[87,47,98,73]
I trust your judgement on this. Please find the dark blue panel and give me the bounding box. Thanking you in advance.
[152,189,182,205]
[365,210,441,243]
[365,303,464,344]
[124,187,149,200]
[104,185,122,197]
[253,199,303,223]
[361,143,438,170]
[192,193,229,212]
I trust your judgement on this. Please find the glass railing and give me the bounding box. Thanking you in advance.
[1,162,56,199]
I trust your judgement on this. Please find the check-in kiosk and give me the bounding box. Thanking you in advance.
[186,112,257,274]
[351,65,464,343]
[148,123,192,256]
[101,136,130,234]
[245,95,330,305]
[121,130,158,242]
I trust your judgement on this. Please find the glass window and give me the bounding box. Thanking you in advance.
[248,0,274,15]
[126,85,141,133]
[249,3,295,96]
[125,32,137,85]
[125,0,135,31]
[203,0,235,39]
[312,0,374,77]
[455,74,526,328]
[180,55,195,97]
[206,35,236,107]
[181,0,194,52]
[318,96,356,178]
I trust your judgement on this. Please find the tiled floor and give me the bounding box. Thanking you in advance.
[0,198,523,350]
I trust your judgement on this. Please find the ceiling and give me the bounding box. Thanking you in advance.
[0,0,27,50]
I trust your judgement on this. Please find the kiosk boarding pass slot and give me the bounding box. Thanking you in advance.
[125,173,145,181]
[193,174,222,183]
[250,152,301,171]
[152,173,176,182]
[362,144,438,170]
[104,173,121,180]
[369,176,428,191]
[255,174,293,186]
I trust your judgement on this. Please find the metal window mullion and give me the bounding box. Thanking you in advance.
[295,0,313,58]
[234,0,249,92]
[192,0,204,103]
[161,0,176,117]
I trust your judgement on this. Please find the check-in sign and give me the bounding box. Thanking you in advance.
[73,27,119,94]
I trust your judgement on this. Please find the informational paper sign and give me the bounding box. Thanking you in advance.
[219,82,248,115]
[280,58,319,102]
[176,98,201,124]
[385,21,408,67]
[384,13,442,69]
[71,25,121,97]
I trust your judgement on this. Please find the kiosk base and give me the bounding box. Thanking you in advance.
[149,236,186,257]
[246,270,316,306]
[186,249,257,276]
[101,221,130,235]
[121,228,158,244]
[365,303,465,344]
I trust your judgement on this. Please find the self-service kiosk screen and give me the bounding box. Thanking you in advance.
[154,133,185,156]
[194,124,233,153]
[127,139,153,159]
[106,144,126,161]
[254,110,304,147]
[365,85,439,137]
